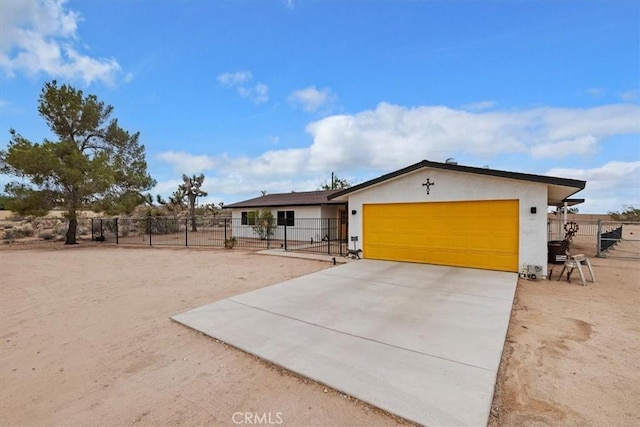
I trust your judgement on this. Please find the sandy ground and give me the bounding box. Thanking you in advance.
[1,239,639,426]
[490,235,640,426]
[1,245,405,426]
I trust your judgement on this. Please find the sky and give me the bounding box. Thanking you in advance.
[1,0,639,214]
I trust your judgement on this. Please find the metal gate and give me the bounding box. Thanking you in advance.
[597,220,640,259]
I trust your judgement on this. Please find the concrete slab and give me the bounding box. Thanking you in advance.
[256,249,353,263]
[173,260,517,426]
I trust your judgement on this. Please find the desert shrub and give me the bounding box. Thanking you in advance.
[2,223,34,242]
[16,223,34,238]
[3,228,15,242]
[22,223,34,237]
[251,209,275,240]
[38,230,55,240]
[141,217,179,235]
[225,236,237,249]
[54,224,67,239]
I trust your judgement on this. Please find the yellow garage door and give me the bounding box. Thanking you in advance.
[363,200,519,272]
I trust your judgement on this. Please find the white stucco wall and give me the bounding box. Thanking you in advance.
[345,167,549,275]
[230,205,329,241]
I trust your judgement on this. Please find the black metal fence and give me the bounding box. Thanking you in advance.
[597,220,640,259]
[91,216,348,256]
[599,225,622,252]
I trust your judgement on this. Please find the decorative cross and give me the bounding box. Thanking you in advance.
[422,178,435,194]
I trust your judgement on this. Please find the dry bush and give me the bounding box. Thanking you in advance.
[2,223,35,242]
[38,230,55,240]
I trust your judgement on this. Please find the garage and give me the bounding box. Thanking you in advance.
[329,160,586,277]
[363,199,519,271]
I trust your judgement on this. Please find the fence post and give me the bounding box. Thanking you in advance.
[185,218,188,247]
[327,218,331,255]
[266,220,271,249]
[115,218,119,245]
[100,219,103,241]
[224,218,228,244]
[596,220,602,257]
[91,218,94,241]
[148,216,152,246]
[284,222,288,251]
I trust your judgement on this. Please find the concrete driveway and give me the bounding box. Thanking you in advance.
[173,260,517,426]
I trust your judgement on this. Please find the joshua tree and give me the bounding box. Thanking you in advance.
[179,174,207,231]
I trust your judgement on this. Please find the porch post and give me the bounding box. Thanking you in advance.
[596,220,602,257]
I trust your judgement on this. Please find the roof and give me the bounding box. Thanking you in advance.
[328,160,586,206]
[223,190,346,209]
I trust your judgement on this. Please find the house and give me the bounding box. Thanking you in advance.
[223,190,348,242]
[328,160,586,276]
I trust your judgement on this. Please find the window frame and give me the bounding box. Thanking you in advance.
[241,211,257,226]
[277,210,295,227]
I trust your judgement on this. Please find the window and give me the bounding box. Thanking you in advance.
[241,211,256,225]
[277,210,295,226]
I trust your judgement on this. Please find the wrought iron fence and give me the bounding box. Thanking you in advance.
[91,216,348,256]
[596,220,640,259]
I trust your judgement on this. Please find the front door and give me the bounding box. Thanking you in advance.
[338,209,348,241]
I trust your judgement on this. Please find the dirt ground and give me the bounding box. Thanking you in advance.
[489,234,640,426]
[0,245,408,426]
[1,241,639,426]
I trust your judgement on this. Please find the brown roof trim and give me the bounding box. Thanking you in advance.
[224,190,346,209]
[328,160,586,199]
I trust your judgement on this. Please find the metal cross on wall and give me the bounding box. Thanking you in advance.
[422,178,435,194]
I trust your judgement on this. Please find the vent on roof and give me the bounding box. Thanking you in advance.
[445,158,458,165]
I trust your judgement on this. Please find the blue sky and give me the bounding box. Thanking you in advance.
[1,0,639,213]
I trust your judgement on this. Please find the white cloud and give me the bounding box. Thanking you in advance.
[462,100,496,111]
[531,135,598,158]
[585,88,606,98]
[238,82,269,104]
[537,104,640,141]
[156,102,639,211]
[303,103,530,171]
[546,161,640,213]
[547,161,640,192]
[151,179,183,197]
[269,135,280,144]
[156,151,218,175]
[161,102,639,179]
[0,0,124,86]
[620,90,639,102]
[217,70,269,104]
[217,71,253,86]
[289,86,338,113]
